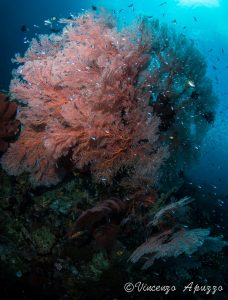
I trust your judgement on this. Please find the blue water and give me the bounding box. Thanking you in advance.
[0,0,227,194]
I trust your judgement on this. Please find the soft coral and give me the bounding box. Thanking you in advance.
[1,13,167,187]
[0,92,20,153]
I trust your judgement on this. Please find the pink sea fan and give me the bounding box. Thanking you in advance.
[1,12,167,186]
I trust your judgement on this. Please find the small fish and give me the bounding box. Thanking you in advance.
[44,19,52,25]
[222,48,224,54]
[159,1,167,6]
[119,9,124,13]
[212,65,217,70]
[188,80,195,88]
[183,26,187,29]
[193,16,198,22]
[218,199,224,205]
[128,3,134,8]
[217,57,220,61]
[172,19,177,24]
[23,38,29,44]
[148,15,153,18]
[92,5,97,11]
[20,25,28,32]
[208,48,213,52]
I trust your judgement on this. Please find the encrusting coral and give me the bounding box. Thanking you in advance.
[1,13,168,187]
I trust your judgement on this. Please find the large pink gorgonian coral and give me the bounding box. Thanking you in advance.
[1,12,168,187]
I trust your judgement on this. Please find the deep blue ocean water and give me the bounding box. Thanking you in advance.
[0,0,227,194]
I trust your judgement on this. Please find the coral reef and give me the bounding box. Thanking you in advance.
[1,13,168,187]
[0,92,20,153]
[0,169,227,299]
[1,14,216,190]
[139,18,216,186]
[0,11,224,299]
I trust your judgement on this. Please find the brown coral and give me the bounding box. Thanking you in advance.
[0,92,20,153]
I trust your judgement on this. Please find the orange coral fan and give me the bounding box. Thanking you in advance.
[0,92,20,153]
[1,13,167,187]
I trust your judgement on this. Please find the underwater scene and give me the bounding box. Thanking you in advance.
[0,0,227,299]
